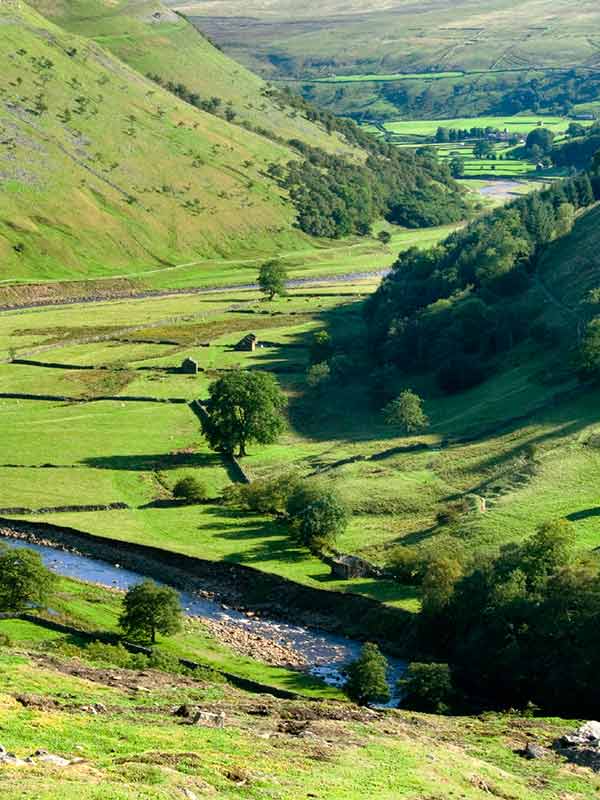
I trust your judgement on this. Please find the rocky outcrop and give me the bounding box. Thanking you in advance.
[0,744,83,768]
[553,721,600,771]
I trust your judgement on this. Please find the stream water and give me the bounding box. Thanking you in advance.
[0,535,406,702]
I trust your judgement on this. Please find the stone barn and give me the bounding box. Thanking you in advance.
[180,357,199,374]
[234,333,258,352]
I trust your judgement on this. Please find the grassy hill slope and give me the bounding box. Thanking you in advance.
[0,617,596,799]
[0,2,368,284]
[177,0,600,77]
[27,0,359,151]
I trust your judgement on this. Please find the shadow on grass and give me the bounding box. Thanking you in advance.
[81,452,223,471]
[310,570,419,605]
[566,507,600,522]
[196,507,309,565]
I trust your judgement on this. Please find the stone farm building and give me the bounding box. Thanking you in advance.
[234,333,258,352]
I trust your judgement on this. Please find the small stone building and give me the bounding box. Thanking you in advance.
[180,357,199,374]
[234,333,258,352]
[324,553,383,581]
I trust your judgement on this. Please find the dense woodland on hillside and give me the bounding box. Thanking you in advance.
[365,174,597,394]
[272,142,468,237]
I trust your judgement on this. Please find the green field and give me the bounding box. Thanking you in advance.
[359,114,584,180]
[310,70,465,84]
[379,116,572,138]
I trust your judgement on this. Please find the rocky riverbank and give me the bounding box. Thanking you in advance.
[197,617,308,671]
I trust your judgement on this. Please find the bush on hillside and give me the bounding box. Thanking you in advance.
[223,472,301,515]
[173,476,207,503]
[345,642,390,706]
[286,480,350,553]
[399,662,455,714]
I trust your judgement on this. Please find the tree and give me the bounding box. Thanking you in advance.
[553,202,575,239]
[258,259,288,300]
[449,156,465,178]
[119,580,182,644]
[377,230,392,245]
[473,140,493,159]
[399,662,454,713]
[383,389,428,434]
[567,122,586,138]
[173,476,207,503]
[345,642,390,705]
[520,519,571,591]
[286,480,349,552]
[526,128,555,155]
[421,556,463,616]
[579,318,600,379]
[201,371,286,457]
[310,330,333,364]
[0,547,56,612]
[306,361,330,389]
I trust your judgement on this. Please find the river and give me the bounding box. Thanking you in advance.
[0,535,406,703]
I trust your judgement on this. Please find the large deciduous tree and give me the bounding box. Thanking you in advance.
[119,580,182,644]
[383,389,428,434]
[258,259,288,300]
[0,547,56,612]
[201,371,286,457]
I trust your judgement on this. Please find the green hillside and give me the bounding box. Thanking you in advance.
[0,2,314,282]
[0,624,594,799]
[26,0,359,150]
[0,1,468,288]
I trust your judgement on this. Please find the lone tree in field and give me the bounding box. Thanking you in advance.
[383,389,428,434]
[449,156,465,178]
[377,230,392,245]
[345,642,390,706]
[119,580,182,644]
[201,370,286,457]
[0,547,56,612]
[258,259,288,300]
[286,480,349,553]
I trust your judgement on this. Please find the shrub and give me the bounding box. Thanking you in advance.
[399,662,455,713]
[286,480,350,552]
[223,472,301,515]
[84,641,138,668]
[436,503,463,527]
[345,642,390,705]
[173,476,207,503]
